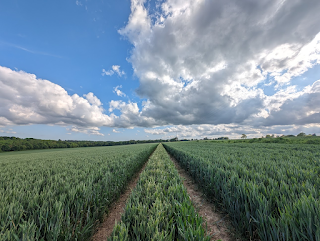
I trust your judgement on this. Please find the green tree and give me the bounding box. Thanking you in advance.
[241,134,247,139]
[297,132,306,137]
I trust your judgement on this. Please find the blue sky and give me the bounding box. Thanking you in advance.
[1,0,320,141]
[0,0,133,100]
[0,0,145,140]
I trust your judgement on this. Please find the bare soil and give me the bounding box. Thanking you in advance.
[169,155,243,241]
[91,160,149,241]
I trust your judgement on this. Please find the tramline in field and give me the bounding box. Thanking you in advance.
[0,144,157,240]
[109,144,210,240]
[164,141,320,241]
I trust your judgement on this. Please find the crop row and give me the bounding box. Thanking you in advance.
[109,144,210,240]
[164,142,320,241]
[0,144,157,240]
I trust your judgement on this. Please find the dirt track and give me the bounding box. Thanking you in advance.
[91,159,149,241]
[92,147,241,241]
[170,154,241,241]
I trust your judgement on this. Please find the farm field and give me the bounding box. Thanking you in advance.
[1,141,319,241]
[109,144,210,240]
[164,141,320,241]
[0,144,157,240]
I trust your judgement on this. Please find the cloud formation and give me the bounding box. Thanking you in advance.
[102,65,126,77]
[116,0,320,131]
[113,129,120,133]
[0,66,158,134]
[144,123,320,139]
[113,85,126,97]
[0,66,115,134]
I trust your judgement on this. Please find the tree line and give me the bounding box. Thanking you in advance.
[0,136,167,153]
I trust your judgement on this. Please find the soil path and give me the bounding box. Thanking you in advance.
[168,154,242,241]
[91,155,151,241]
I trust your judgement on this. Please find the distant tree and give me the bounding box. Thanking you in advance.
[241,134,247,139]
[312,133,317,136]
[1,143,12,151]
[266,135,271,138]
[297,132,306,137]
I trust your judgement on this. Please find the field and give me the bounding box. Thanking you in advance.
[1,141,320,240]
[0,144,157,240]
[164,141,320,241]
[109,144,209,240]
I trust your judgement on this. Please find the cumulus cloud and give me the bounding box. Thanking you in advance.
[108,100,162,128]
[0,66,159,132]
[113,85,126,97]
[113,129,120,133]
[102,65,125,77]
[260,80,320,126]
[0,66,126,135]
[119,0,320,129]
[0,66,114,131]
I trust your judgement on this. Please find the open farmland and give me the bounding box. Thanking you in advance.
[109,144,210,240]
[1,141,320,241]
[164,141,320,241]
[0,144,157,240]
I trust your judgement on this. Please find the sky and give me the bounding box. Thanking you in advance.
[0,0,320,141]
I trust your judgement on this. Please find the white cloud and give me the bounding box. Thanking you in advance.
[259,33,320,86]
[84,92,102,106]
[112,65,125,77]
[102,65,125,77]
[118,0,320,129]
[0,66,114,135]
[113,85,126,97]
[144,123,320,139]
[108,100,162,128]
[258,80,320,127]
[102,69,114,76]
[68,126,104,136]
[113,129,120,133]
[0,65,161,131]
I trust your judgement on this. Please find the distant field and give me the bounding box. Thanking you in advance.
[164,142,320,241]
[0,144,157,240]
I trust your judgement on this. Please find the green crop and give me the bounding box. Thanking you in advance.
[109,144,210,241]
[0,144,157,240]
[164,142,320,241]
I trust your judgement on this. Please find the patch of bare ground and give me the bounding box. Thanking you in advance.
[91,158,150,241]
[169,155,244,241]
